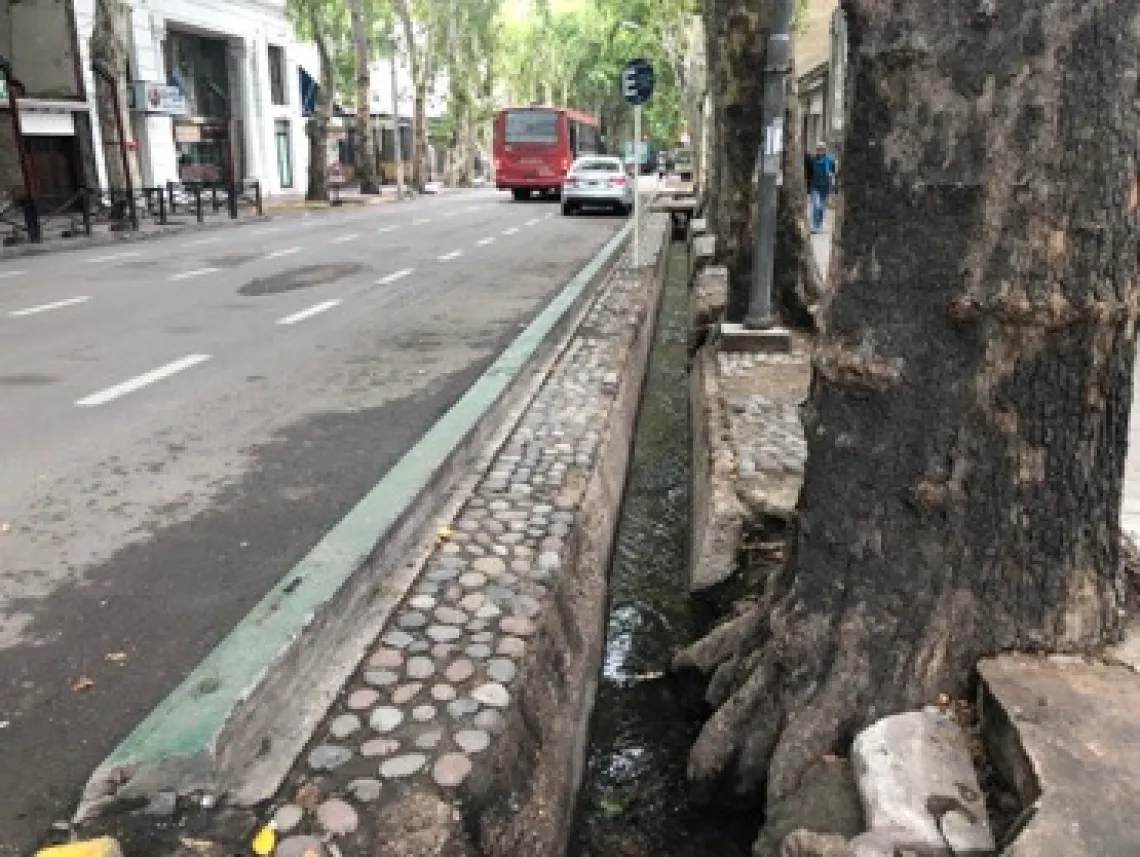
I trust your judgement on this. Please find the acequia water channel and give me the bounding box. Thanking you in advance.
[566,240,763,856]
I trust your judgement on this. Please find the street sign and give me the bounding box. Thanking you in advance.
[621,59,655,106]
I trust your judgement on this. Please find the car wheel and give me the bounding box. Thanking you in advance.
[512,189,528,201]
[562,202,574,216]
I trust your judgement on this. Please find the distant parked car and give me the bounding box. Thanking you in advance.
[561,156,633,216]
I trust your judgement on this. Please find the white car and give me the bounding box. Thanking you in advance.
[561,156,633,216]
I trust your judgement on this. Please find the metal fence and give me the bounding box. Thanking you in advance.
[0,180,264,247]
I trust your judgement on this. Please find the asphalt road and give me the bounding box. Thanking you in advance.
[0,189,623,853]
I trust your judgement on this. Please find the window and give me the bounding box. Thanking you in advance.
[574,158,621,173]
[381,127,396,160]
[275,119,293,188]
[504,110,558,144]
[268,45,287,106]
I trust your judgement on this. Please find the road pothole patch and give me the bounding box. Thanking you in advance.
[0,373,57,385]
[240,264,364,296]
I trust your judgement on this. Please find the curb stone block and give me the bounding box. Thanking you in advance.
[36,839,123,857]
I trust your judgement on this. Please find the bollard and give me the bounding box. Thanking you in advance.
[157,188,167,225]
[127,187,139,232]
[81,189,92,236]
[167,180,177,214]
[227,179,238,220]
[194,185,204,223]
[211,184,219,213]
[24,195,42,244]
[254,180,263,216]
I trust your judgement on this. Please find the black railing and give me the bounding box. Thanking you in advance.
[1,180,263,246]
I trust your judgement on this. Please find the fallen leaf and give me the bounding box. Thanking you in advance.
[105,652,127,663]
[72,675,95,692]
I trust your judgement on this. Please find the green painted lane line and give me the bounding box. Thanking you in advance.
[93,220,633,781]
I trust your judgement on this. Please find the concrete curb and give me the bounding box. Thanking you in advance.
[74,219,635,823]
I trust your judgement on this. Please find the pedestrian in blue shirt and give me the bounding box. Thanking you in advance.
[809,141,836,233]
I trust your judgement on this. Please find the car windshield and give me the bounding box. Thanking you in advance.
[574,159,621,173]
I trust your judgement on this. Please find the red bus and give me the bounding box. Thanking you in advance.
[493,106,601,200]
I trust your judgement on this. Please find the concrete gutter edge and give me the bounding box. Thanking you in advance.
[73,219,634,822]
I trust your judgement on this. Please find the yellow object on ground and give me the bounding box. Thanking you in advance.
[36,839,123,857]
[251,822,277,856]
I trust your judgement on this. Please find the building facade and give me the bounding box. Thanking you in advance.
[72,0,311,196]
[797,5,848,164]
[1,0,97,210]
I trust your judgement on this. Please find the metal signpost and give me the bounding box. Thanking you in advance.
[621,58,654,267]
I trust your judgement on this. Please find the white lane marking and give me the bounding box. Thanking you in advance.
[265,246,301,260]
[438,250,463,261]
[188,236,220,246]
[76,353,211,407]
[0,270,25,280]
[525,218,540,226]
[170,267,220,281]
[9,295,92,317]
[413,218,431,225]
[377,268,413,285]
[277,299,341,325]
[477,237,495,246]
[502,226,519,235]
[330,233,360,244]
[377,225,399,233]
[90,251,142,263]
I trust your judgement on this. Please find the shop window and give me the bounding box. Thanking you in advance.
[275,119,293,188]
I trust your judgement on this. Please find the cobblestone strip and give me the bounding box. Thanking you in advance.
[266,216,670,848]
[718,352,810,479]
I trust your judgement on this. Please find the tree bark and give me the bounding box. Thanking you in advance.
[349,0,379,194]
[91,0,140,190]
[680,0,1138,810]
[701,0,726,232]
[394,0,427,192]
[305,2,332,202]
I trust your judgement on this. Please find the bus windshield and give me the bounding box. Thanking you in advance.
[505,110,559,144]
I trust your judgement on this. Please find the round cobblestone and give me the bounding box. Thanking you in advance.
[454,729,491,754]
[360,738,399,757]
[369,707,404,733]
[472,557,506,575]
[431,683,457,702]
[408,640,431,654]
[433,753,473,787]
[476,603,502,619]
[368,648,403,669]
[364,670,399,688]
[380,753,428,779]
[347,778,382,802]
[415,730,443,750]
[308,745,352,771]
[432,643,458,659]
[486,658,518,684]
[459,592,485,612]
[346,688,380,711]
[473,709,507,734]
[465,643,492,659]
[406,656,435,679]
[382,630,415,649]
[447,698,480,718]
[409,595,436,611]
[497,636,526,658]
[427,625,462,643]
[434,605,468,625]
[500,616,537,637]
[445,659,475,682]
[459,572,487,589]
[412,704,437,721]
[329,714,361,740]
[392,683,423,705]
[317,798,358,835]
[472,682,510,707]
[273,804,303,834]
[276,836,325,857]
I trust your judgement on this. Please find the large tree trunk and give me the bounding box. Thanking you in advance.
[701,0,727,235]
[90,0,140,190]
[349,0,379,194]
[394,0,426,192]
[679,0,1138,810]
[305,5,332,202]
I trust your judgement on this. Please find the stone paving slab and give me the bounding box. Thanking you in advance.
[252,214,673,856]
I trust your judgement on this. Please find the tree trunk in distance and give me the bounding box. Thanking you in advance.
[680,0,1139,809]
[775,37,824,329]
[91,0,141,190]
[305,2,332,202]
[349,0,379,194]
[715,0,770,322]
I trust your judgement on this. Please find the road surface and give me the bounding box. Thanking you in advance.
[0,189,623,853]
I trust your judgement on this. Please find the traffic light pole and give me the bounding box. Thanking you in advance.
[633,103,640,268]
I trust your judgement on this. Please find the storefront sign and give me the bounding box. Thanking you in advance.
[130,82,187,115]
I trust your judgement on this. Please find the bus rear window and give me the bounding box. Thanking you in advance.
[505,111,558,144]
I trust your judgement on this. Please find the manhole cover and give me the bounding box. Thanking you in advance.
[240,264,364,296]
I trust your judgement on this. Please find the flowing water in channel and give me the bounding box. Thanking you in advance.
[567,242,760,857]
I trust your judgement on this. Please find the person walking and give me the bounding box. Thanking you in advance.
[809,141,836,233]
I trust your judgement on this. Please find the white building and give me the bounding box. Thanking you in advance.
[73,0,311,196]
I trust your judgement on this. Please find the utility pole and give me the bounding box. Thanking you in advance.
[389,38,405,199]
[94,60,139,231]
[621,56,654,268]
[743,0,793,329]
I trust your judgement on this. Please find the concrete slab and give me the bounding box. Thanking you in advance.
[978,654,1140,857]
[719,323,793,353]
[851,708,994,855]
